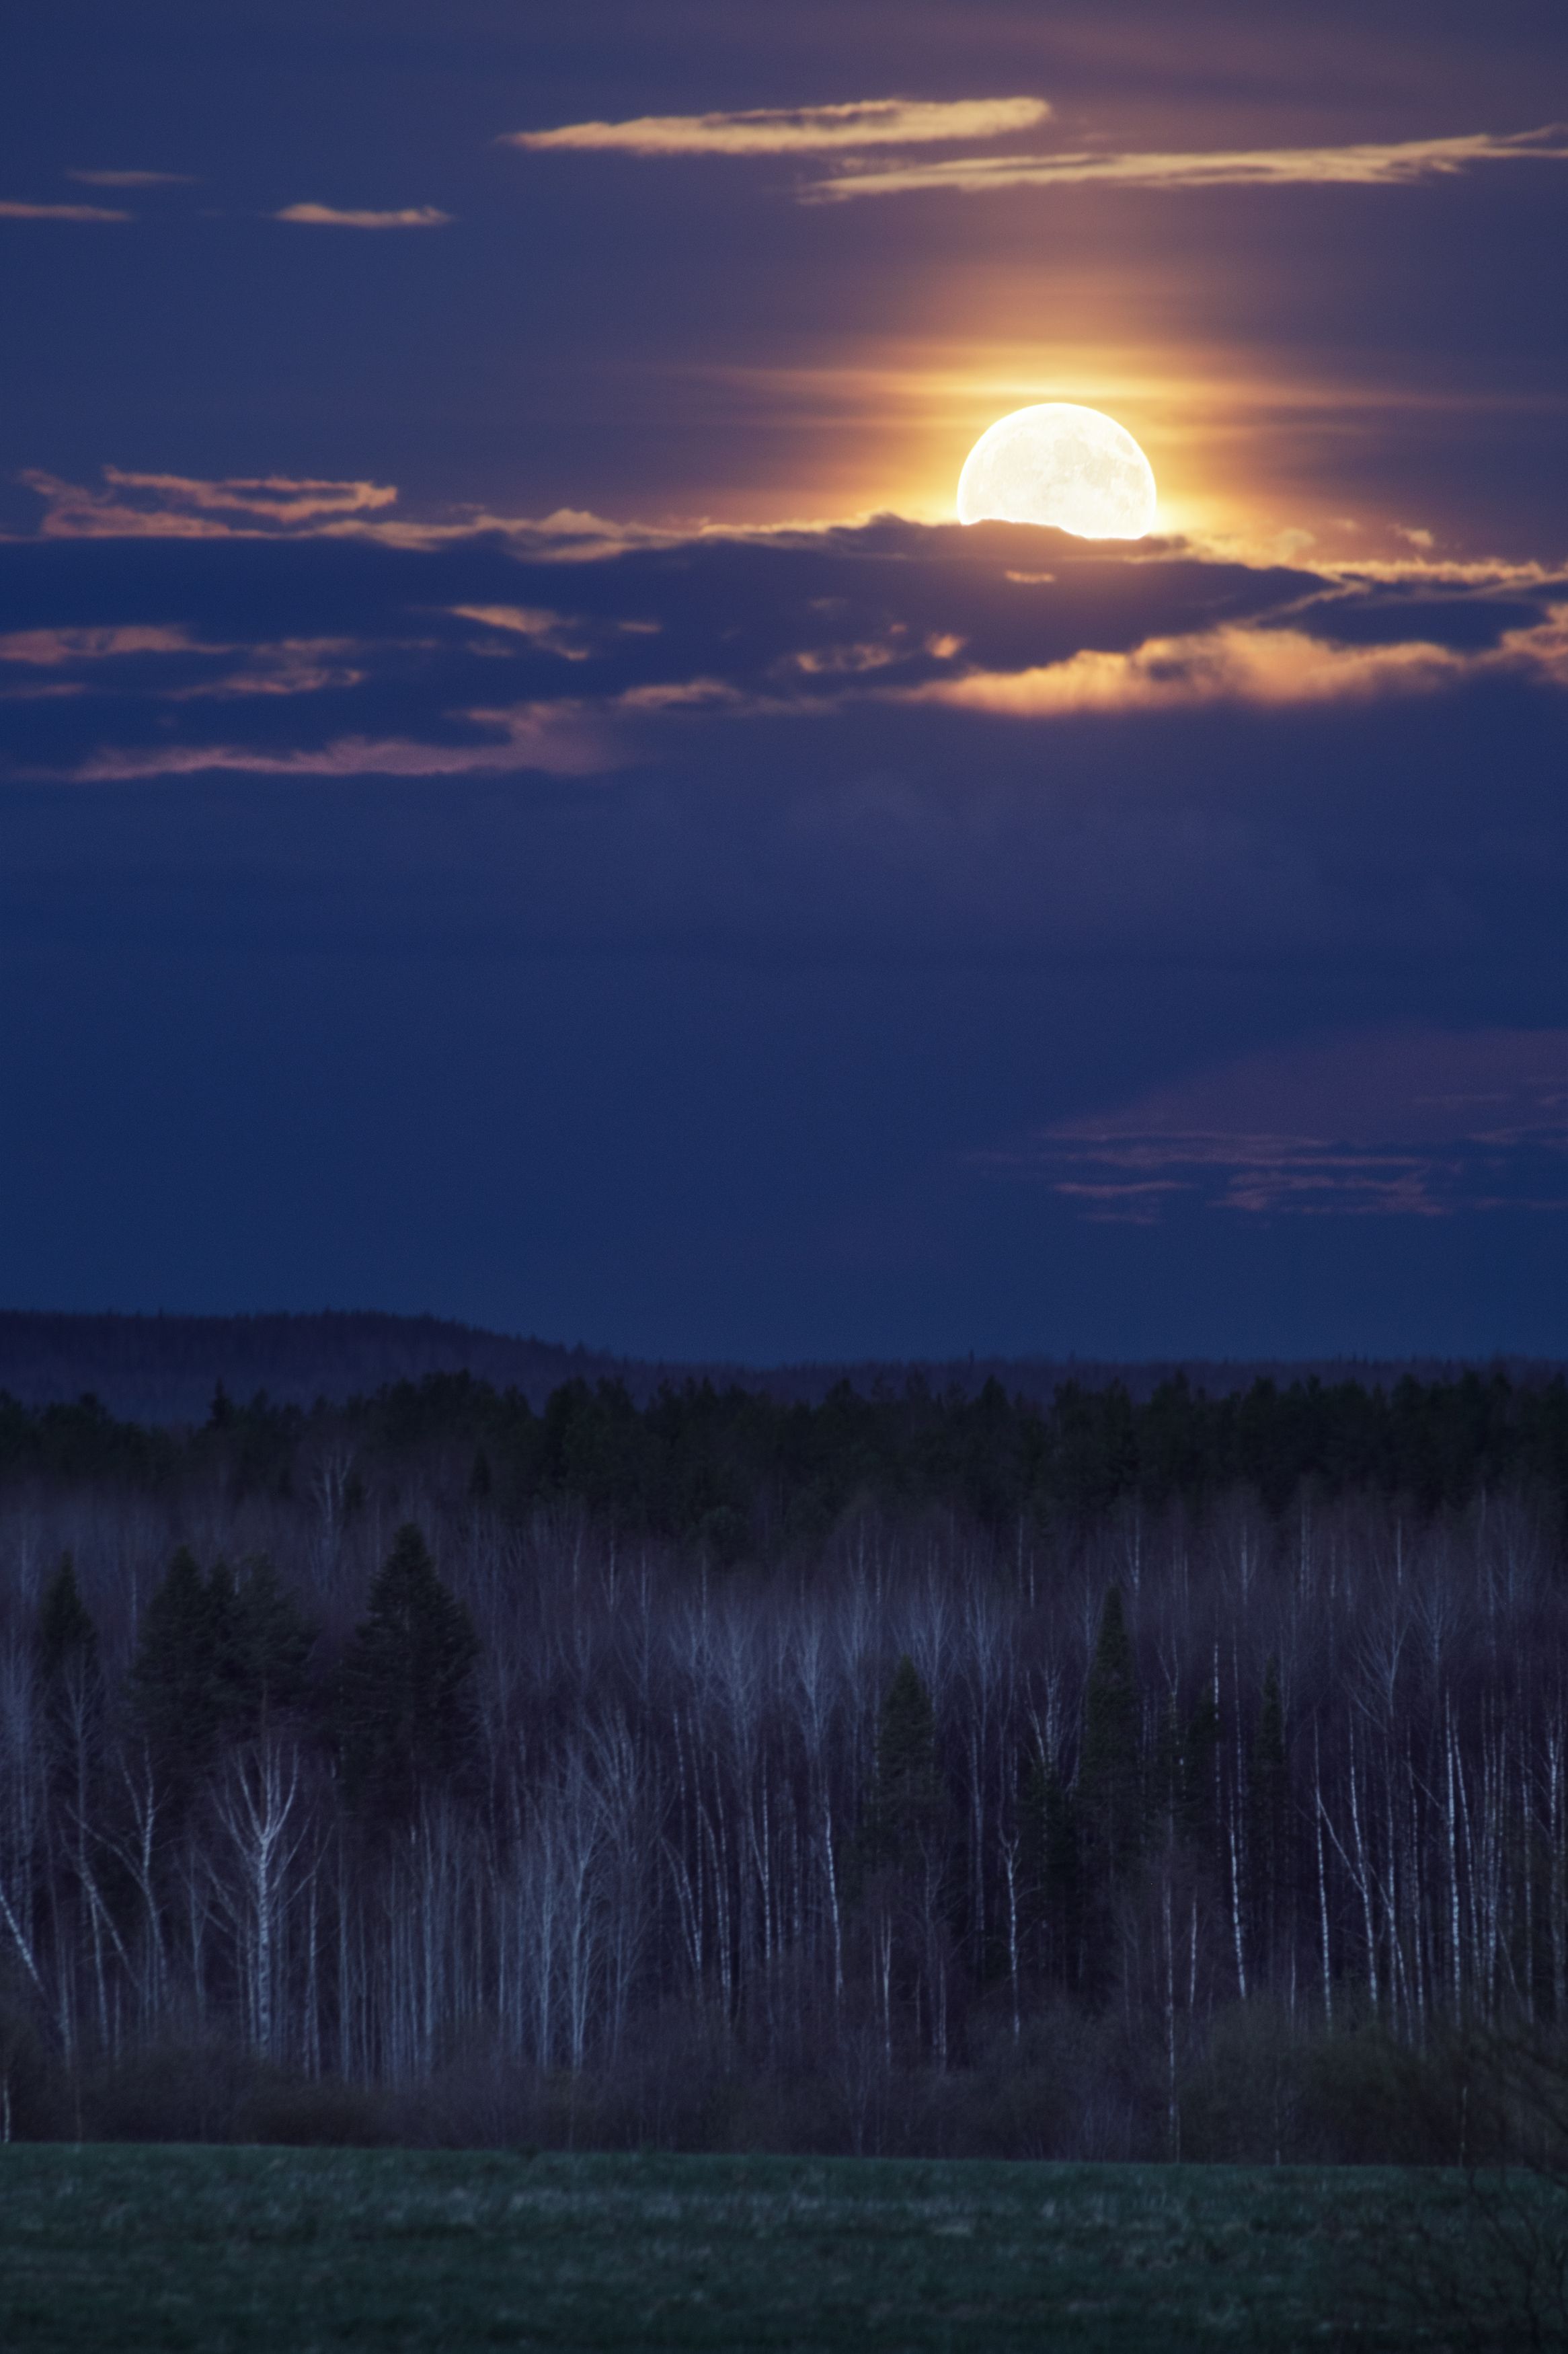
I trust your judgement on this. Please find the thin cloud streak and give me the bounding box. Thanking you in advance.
[15,467,740,556]
[0,200,131,222]
[508,96,1049,157]
[20,469,400,539]
[806,123,1568,200]
[0,625,202,666]
[66,169,195,188]
[988,1030,1568,1224]
[65,701,625,782]
[272,204,450,229]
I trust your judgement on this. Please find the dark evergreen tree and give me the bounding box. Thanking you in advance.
[129,1546,316,1803]
[128,1545,227,1803]
[1150,1696,1183,1838]
[861,1655,943,1875]
[215,1556,314,1741]
[36,1554,97,1688]
[1078,1585,1142,1881]
[337,1523,479,1819]
[1023,1751,1083,1989]
[1180,1679,1221,1860]
[1247,1657,1289,1959]
[36,1552,103,1777]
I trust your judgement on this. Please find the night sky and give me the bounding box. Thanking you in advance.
[3,1,1566,1363]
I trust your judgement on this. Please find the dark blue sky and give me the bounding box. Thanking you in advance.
[2,2,1565,1361]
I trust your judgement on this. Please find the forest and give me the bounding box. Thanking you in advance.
[1,1365,1567,2156]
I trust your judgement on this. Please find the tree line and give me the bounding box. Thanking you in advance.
[0,1365,1566,2154]
[1,1362,1565,1535]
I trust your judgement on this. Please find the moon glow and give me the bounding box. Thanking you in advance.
[957,404,1157,539]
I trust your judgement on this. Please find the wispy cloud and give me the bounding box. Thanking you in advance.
[0,621,370,701]
[69,700,623,782]
[0,200,130,222]
[452,605,592,658]
[0,625,200,665]
[904,625,1468,715]
[806,123,1568,201]
[22,468,399,539]
[66,169,194,188]
[898,603,1568,716]
[987,1031,1568,1223]
[272,203,450,229]
[15,467,712,556]
[507,96,1048,158]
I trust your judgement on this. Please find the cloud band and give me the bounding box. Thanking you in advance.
[507,96,1049,157]
[805,124,1568,200]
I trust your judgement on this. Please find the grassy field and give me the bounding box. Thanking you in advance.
[0,2143,1501,2351]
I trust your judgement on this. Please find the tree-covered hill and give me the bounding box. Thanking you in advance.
[0,1307,1553,1428]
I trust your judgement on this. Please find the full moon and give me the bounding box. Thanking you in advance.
[957,403,1157,539]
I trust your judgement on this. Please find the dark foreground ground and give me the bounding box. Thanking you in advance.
[0,2144,1526,2351]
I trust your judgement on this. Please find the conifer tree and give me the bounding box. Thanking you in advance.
[130,1547,316,1804]
[337,1523,479,1819]
[1181,1679,1221,1860]
[862,1655,943,1875]
[217,1556,314,1741]
[1078,1585,1142,1880]
[1023,1751,1083,1988]
[36,1552,103,1776]
[37,1554,98,1689]
[129,1544,227,1803]
[1247,1657,1289,1957]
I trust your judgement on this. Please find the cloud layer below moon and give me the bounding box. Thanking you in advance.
[5,473,1562,785]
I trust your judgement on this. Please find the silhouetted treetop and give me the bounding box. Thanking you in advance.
[129,1547,317,1802]
[862,1656,945,1875]
[36,1554,97,1686]
[1079,1587,1143,1879]
[336,1523,479,1820]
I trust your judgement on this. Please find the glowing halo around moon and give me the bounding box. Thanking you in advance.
[957,403,1157,539]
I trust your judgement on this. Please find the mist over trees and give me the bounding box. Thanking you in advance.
[0,1367,1566,2154]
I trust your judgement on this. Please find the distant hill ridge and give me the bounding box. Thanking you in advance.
[0,1309,1555,1427]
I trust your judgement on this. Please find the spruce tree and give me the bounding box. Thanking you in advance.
[129,1544,227,1802]
[1181,1680,1221,1860]
[217,1556,314,1741]
[36,1552,103,1774]
[1078,1585,1142,1879]
[1023,1751,1083,1989]
[1248,1657,1289,1957]
[337,1523,479,1819]
[37,1554,98,1687]
[130,1546,316,1802]
[862,1655,943,1875]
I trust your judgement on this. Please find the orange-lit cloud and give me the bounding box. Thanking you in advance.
[0,623,368,699]
[452,605,594,658]
[508,96,1049,157]
[453,605,665,658]
[69,700,623,782]
[899,605,1568,717]
[807,122,1568,200]
[0,200,130,222]
[66,169,194,188]
[16,469,692,555]
[272,203,450,229]
[21,468,400,538]
[0,625,201,665]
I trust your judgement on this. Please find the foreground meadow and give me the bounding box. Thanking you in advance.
[0,2144,1515,2351]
